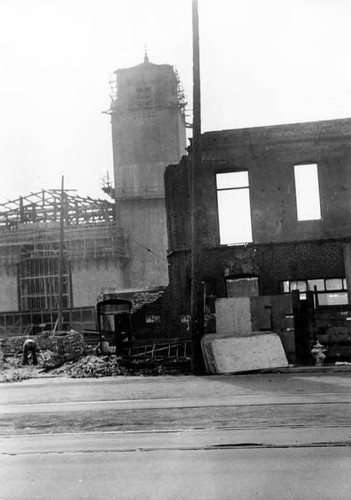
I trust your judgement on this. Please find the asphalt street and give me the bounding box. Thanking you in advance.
[0,372,350,499]
[1,445,350,500]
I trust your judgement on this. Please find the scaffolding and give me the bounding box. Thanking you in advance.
[0,190,129,267]
[0,306,96,337]
[18,251,71,311]
[0,189,116,227]
[0,190,129,318]
[174,68,188,115]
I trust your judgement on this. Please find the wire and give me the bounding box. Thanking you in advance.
[125,231,168,263]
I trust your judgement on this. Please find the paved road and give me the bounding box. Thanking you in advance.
[1,446,351,500]
[0,372,350,499]
[1,435,350,500]
[1,373,351,434]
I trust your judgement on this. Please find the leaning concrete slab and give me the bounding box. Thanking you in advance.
[201,332,289,374]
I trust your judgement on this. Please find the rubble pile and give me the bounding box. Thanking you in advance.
[49,355,171,377]
[50,355,130,378]
[1,331,85,359]
[0,354,48,383]
[0,330,87,382]
[1,332,188,381]
[36,330,85,358]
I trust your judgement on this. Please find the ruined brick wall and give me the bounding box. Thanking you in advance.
[165,158,192,253]
[166,240,345,322]
[163,118,351,333]
[1,331,85,358]
[166,118,351,250]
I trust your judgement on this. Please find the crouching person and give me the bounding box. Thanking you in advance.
[22,337,38,366]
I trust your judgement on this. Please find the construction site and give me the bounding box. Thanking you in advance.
[0,189,129,336]
[0,53,193,381]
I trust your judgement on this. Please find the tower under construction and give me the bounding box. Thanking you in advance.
[109,53,187,289]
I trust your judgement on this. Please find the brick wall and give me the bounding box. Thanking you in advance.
[165,118,351,250]
[163,118,351,335]
[166,240,345,322]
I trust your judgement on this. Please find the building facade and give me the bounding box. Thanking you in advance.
[109,54,187,289]
[164,118,351,333]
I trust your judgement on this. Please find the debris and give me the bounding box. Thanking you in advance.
[0,354,47,383]
[1,340,190,381]
[48,355,171,378]
[1,330,85,360]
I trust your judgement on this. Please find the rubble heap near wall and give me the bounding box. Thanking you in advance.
[1,331,85,360]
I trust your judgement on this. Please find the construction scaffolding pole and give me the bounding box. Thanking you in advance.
[190,0,205,374]
[57,176,64,331]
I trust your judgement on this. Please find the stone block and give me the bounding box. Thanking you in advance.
[215,297,252,336]
[201,332,289,374]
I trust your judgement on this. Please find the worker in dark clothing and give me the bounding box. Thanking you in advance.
[21,338,38,365]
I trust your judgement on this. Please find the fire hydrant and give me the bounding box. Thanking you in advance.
[311,341,327,366]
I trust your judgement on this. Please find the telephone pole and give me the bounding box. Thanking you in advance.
[190,0,205,373]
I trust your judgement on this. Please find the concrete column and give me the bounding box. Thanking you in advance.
[343,242,351,305]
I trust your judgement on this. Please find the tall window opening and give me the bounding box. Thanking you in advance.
[18,241,71,311]
[294,164,321,221]
[216,171,253,245]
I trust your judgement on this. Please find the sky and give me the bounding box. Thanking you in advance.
[0,0,351,203]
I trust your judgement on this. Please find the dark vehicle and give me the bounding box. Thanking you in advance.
[96,298,132,355]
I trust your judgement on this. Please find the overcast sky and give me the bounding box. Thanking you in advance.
[0,0,350,203]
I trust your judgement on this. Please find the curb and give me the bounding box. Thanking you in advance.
[259,365,351,374]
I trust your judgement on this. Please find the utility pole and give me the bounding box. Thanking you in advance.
[190,0,205,373]
[57,175,64,331]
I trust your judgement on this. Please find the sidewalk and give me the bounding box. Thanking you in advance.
[260,363,351,374]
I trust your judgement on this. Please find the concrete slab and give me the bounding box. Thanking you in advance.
[201,332,289,374]
[215,297,252,335]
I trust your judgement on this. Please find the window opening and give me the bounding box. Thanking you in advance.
[325,278,343,291]
[136,86,152,107]
[294,164,321,221]
[280,277,347,306]
[216,171,253,245]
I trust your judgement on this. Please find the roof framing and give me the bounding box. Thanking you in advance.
[0,189,115,228]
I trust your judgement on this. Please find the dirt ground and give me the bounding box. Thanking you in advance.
[0,355,52,383]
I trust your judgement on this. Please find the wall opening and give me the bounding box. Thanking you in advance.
[294,164,321,221]
[216,171,253,244]
[226,276,259,298]
[280,277,347,306]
